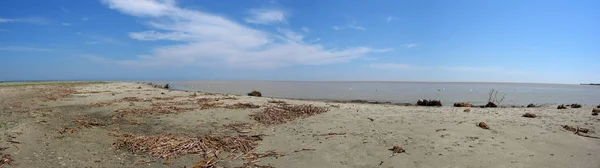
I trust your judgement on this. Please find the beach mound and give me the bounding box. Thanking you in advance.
[571,103,582,108]
[454,102,473,107]
[247,90,262,97]
[485,102,498,108]
[417,99,442,106]
[557,104,567,109]
[523,113,537,118]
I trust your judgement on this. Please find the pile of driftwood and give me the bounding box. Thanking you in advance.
[251,104,329,125]
[225,103,261,109]
[112,134,286,167]
[1,148,14,167]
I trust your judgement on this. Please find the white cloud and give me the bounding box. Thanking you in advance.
[100,0,388,68]
[276,28,303,42]
[301,26,309,32]
[332,21,366,31]
[401,43,419,48]
[60,7,70,13]
[82,17,89,21]
[0,17,48,24]
[0,18,15,23]
[386,16,397,23]
[244,8,286,25]
[129,31,192,41]
[0,46,52,52]
[61,23,71,26]
[368,63,525,74]
[368,63,425,70]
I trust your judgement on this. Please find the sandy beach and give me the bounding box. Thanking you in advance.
[1,82,599,168]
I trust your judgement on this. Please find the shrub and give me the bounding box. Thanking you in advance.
[485,102,498,108]
[454,102,473,107]
[247,90,262,97]
[527,104,537,108]
[571,103,582,108]
[557,104,567,109]
[417,99,442,106]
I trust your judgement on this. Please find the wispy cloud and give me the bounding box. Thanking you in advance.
[0,29,7,32]
[99,0,389,69]
[129,31,192,41]
[0,17,48,24]
[81,17,89,21]
[276,28,303,42]
[301,26,309,33]
[386,16,397,23]
[367,63,425,70]
[244,8,287,25]
[61,23,71,26]
[332,21,366,31]
[368,63,526,74]
[77,32,125,45]
[60,7,70,13]
[0,46,52,52]
[401,43,419,48]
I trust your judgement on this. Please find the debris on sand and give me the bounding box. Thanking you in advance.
[485,102,498,108]
[244,150,287,163]
[563,125,594,135]
[417,99,442,106]
[268,100,288,105]
[163,84,170,89]
[477,122,489,129]
[454,102,473,107]
[464,108,471,112]
[593,108,599,116]
[251,104,329,125]
[522,113,537,118]
[115,106,196,117]
[570,103,582,108]
[597,105,600,108]
[58,127,81,134]
[247,90,262,97]
[557,104,567,109]
[88,102,113,107]
[118,97,151,102]
[224,103,261,109]
[388,146,406,153]
[527,104,537,108]
[223,123,257,133]
[73,119,107,127]
[113,134,260,160]
[1,153,14,167]
[313,132,346,136]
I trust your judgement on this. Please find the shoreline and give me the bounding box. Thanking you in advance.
[1,82,599,167]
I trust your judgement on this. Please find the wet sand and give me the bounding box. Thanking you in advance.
[1,82,599,168]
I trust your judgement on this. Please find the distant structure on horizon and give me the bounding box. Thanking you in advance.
[580,83,600,86]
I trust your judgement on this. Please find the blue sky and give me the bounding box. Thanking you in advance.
[0,0,598,84]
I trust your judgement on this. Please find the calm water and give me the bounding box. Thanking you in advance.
[161,81,600,106]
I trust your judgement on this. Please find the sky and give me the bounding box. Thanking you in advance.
[0,0,598,84]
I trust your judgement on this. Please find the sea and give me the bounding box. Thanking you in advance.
[157,81,600,106]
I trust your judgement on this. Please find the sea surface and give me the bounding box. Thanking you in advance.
[161,81,600,106]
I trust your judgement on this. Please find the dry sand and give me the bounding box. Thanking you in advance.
[0,82,599,168]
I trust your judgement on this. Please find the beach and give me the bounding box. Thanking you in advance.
[1,82,599,168]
